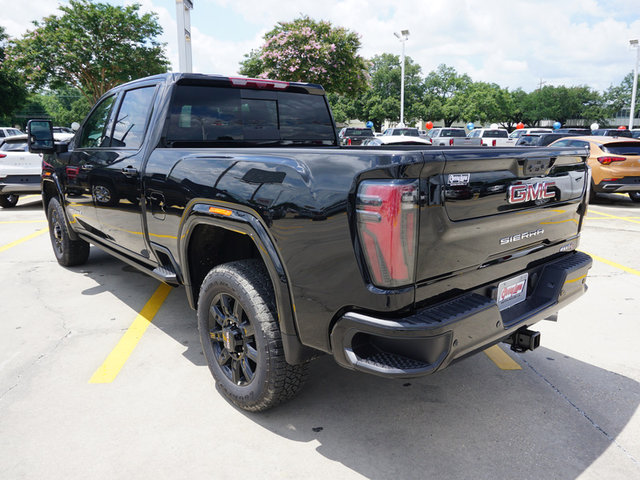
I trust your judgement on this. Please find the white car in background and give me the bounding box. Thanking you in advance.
[467,127,510,146]
[0,133,73,208]
[505,128,553,146]
[0,127,24,147]
[363,135,432,146]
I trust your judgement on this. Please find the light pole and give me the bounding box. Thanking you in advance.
[394,30,410,127]
[176,0,194,72]
[629,39,639,130]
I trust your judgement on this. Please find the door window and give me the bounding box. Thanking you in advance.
[78,95,116,148]
[111,86,156,149]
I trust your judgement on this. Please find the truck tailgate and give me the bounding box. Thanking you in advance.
[415,147,588,288]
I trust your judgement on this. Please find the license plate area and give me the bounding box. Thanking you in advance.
[496,273,528,311]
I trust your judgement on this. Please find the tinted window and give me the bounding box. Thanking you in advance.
[483,130,508,138]
[166,86,335,146]
[391,128,419,136]
[112,86,156,149]
[516,135,540,146]
[440,129,466,138]
[0,140,28,151]
[601,142,640,155]
[344,128,373,137]
[78,95,116,148]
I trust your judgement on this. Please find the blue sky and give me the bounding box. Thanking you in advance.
[2,0,640,93]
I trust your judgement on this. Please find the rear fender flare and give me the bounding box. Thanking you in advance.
[178,200,297,340]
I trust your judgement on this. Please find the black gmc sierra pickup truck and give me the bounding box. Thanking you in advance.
[28,73,592,411]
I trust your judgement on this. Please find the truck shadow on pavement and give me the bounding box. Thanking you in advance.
[241,349,639,480]
[76,247,206,367]
[72,248,639,479]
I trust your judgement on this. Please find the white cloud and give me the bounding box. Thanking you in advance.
[1,0,639,92]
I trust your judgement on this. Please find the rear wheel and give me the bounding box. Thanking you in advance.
[47,197,90,266]
[629,192,640,203]
[197,259,308,411]
[0,194,19,208]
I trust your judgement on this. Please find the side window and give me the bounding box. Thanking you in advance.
[78,95,116,148]
[553,140,570,147]
[111,86,156,149]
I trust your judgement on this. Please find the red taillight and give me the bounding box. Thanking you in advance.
[0,153,6,158]
[492,139,497,147]
[347,138,352,146]
[229,77,289,89]
[65,165,79,179]
[597,156,625,165]
[449,138,454,146]
[356,180,419,288]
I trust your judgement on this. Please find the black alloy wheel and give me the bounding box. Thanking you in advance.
[197,259,308,411]
[208,291,258,386]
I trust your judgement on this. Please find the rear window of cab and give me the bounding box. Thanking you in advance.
[165,85,336,146]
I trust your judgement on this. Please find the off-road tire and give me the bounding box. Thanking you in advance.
[197,259,308,411]
[0,194,19,208]
[47,197,90,266]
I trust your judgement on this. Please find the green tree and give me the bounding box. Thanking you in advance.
[422,64,472,126]
[357,53,424,130]
[603,72,639,121]
[524,85,603,126]
[239,16,368,95]
[0,26,27,125]
[453,82,510,127]
[36,86,92,126]
[8,0,168,104]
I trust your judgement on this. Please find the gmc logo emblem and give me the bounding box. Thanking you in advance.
[508,182,555,204]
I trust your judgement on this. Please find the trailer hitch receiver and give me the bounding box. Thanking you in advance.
[504,328,541,353]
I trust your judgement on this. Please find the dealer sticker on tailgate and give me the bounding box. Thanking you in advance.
[496,273,528,311]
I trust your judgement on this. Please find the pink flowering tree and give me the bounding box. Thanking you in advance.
[7,0,168,103]
[239,16,368,95]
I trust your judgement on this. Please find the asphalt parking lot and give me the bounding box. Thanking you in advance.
[1,193,639,480]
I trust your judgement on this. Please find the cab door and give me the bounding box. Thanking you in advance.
[64,93,118,237]
[92,84,158,257]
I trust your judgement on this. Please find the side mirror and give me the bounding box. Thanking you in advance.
[27,119,55,154]
[71,122,80,132]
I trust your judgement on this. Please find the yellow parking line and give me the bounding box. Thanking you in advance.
[585,252,640,277]
[484,345,522,370]
[89,283,172,383]
[587,209,640,225]
[0,228,48,253]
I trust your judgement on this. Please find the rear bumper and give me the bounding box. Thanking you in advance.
[0,175,41,194]
[594,177,640,193]
[330,251,592,378]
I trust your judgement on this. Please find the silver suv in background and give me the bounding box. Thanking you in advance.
[0,127,24,147]
[427,127,481,146]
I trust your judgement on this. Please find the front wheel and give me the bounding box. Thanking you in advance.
[629,192,640,203]
[0,194,19,208]
[197,260,308,411]
[47,197,90,266]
